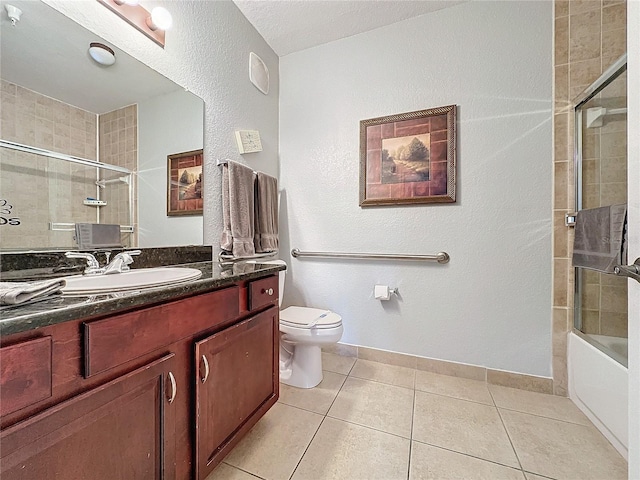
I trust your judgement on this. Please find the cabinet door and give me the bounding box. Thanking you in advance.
[195,307,279,479]
[1,354,177,480]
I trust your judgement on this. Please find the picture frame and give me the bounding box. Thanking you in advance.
[167,149,203,216]
[359,105,456,206]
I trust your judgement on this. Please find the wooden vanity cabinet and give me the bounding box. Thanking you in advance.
[0,274,280,480]
[195,306,279,480]
[1,354,177,480]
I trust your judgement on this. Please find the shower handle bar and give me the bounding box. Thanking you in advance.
[291,248,450,264]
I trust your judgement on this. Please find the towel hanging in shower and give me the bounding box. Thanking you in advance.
[572,204,627,274]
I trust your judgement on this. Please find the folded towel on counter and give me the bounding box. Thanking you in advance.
[254,172,279,253]
[572,204,627,273]
[220,160,256,258]
[0,279,66,305]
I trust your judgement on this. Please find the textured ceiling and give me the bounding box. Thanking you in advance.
[232,0,467,56]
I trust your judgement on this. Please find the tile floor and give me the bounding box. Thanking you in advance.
[207,354,627,480]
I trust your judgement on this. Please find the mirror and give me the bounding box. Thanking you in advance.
[0,0,204,251]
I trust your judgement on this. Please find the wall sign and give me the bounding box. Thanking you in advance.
[0,199,21,226]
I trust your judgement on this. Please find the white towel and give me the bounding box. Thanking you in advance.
[0,279,66,305]
[254,172,279,253]
[220,160,256,258]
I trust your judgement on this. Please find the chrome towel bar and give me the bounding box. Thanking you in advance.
[291,248,450,264]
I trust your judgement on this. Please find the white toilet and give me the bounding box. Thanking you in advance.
[265,260,343,389]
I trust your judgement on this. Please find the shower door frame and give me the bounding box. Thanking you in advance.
[572,53,628,367]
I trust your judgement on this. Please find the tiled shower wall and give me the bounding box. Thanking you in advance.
[98,105,138,247]
[0,80,97,249]
[553,0,627,395]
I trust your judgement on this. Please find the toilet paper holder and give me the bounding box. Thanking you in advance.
[374,285,399,300]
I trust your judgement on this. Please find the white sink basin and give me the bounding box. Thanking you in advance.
[62,267,202,295]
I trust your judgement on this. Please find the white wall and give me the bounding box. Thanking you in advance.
[44,0,279,250]
[138,89,204,247]
[279,1,553,376]
[627,0,639,476]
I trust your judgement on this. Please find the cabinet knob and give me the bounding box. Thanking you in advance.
[167,372,177,404]
[262,288,274,296]
[200,354,210,384]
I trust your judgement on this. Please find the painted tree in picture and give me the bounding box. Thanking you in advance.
[381,134,430,184]
[178,167,202,200]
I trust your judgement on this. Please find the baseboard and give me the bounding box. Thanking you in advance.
[323,342,554,395]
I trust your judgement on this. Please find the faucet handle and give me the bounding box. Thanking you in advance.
[112,250,141,272]
[64,251,101,273]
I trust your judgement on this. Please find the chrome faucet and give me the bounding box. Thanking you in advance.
[65,250,141,275]
[64,252,103,275]
[103,250,142,275]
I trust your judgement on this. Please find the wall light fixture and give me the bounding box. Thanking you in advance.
[97,0,172,48]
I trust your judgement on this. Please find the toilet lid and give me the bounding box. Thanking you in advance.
[280,306,342,329]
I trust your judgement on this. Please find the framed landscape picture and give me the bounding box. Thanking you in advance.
[167,149,203,216]
[359,105,456,206]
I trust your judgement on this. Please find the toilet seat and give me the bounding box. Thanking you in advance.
[280,306,342,329]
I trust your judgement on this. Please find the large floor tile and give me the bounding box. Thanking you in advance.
[224,403,323,480]
[322,352,356,375]
[412,391,519,468]
[524,473,555,480]
[489,384,590,425]
[410,441,526,480]
[328,377,414,438]
[292,417,410,480]
[350,358,416,389]
[500,409,627,480]
[415,370,493,405]
[278,371,346,414]
[206,463,263,480]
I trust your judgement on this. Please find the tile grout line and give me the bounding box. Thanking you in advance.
[413,387,495,407]
[287,415,327,480]
[496,405,594,428]
[407,387,416,480]
[488,387,526,474]
[287,365,352,480]
[347,373,416,392]
[409,438,530,474]
[324,414,413,441]
[220,462,267,480]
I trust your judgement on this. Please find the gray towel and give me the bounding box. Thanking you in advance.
[220,160,256,258]
[0,279,66,305]
[572,204,627,273]
[254,172,279,253]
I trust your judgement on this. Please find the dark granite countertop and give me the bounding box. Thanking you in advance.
[0,261,284,337]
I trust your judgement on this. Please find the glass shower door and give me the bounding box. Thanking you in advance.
[574,56,628,366]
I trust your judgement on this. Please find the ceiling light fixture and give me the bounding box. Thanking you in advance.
[146,7,172,31]
[88,42,116,66]
[97,0,171,48]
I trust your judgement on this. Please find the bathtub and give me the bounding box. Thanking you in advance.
[568,331,628,459]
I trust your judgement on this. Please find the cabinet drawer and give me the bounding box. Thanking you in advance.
[0,336,52,417]
[84,287,239,377]
[247,276,278,311]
